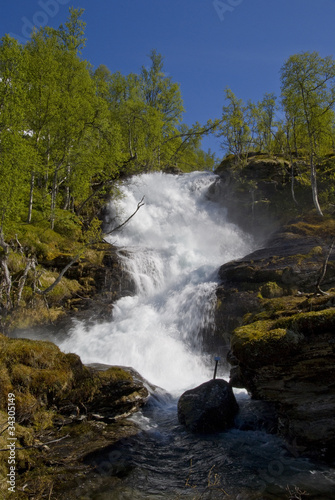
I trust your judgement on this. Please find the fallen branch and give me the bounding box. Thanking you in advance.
[35,255,80,296]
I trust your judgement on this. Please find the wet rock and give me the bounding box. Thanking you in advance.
[234,397,278,434]
[84,364,150,422]
[231,313,335,459]
[177,379,239,433]
[212,217,335,459]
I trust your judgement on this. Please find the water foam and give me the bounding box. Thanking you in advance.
[59,172,254,394]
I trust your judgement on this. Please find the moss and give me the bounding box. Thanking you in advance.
[1,337,66,370]
[260,281,284,299]
[232,319,274,343]
[81,247,105,266]
[9,301,65,330]
[12,221,81,260]
[0,409,38,499]
[7,252,27,273]
[0,336,77,424]
[232,320,304,368]
[309,245,324,257]
[96,367,133,382]
[0,365,13,408]
[273,308,335,336]
[288,217,335,239]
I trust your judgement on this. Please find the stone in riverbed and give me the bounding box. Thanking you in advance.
[177,379,239,433]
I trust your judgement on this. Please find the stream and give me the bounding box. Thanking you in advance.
[35,172,335,498]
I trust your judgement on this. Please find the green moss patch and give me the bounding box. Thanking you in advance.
[273,308,335,336]
[260,281,284,298]
[232,320,304,368]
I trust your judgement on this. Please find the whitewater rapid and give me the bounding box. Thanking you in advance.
[58,171,254,393]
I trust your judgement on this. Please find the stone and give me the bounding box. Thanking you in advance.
[210,215,335,460]
[177,379,239,433]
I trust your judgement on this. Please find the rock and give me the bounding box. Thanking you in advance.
[177,379,239,433]
[84,364,150,422]
[211,216,335,459]
[230,310,335,460]
[0,334,151,497]
[210,153,309,241]
[163,165,184,175]
[212,217,335,350]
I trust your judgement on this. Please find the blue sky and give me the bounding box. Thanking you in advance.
[1,0,335,157]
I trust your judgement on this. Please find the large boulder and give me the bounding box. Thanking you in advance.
[177,379,239,433]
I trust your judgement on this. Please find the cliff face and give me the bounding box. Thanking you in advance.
[210,152,314,241]
[211,157,335,460]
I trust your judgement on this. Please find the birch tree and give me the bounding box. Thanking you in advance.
[281,52,335,216]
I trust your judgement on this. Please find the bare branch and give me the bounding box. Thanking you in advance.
[17,257,36,305]
[35,255,80,296]
[103,196,145,237]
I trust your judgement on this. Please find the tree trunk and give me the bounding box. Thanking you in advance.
[17,257,36,306]
[0,230,12,311]
[63,165,71,210]
[50,167,60,230]
[310,153,323,216]
[286,133,298,206]
[27,171,35,223]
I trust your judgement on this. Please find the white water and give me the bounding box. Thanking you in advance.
[59,172,254,394]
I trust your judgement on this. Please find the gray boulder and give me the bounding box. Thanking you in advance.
[177,379,239,433]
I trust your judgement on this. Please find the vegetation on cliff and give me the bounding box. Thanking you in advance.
[214,211,335,458]
[216,51,335,218]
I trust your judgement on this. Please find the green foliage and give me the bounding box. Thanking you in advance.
[0,8,214,248]
[217,88,251,160]
[53,211,82,239]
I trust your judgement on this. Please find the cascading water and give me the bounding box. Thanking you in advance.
[59,171,253,393]
[34,171,335,498]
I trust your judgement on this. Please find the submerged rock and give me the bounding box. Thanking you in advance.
[177,379,239,433]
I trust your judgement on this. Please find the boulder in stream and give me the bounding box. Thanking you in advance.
[177,379,239,433]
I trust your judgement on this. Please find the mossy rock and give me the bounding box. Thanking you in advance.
[273,308,335,336]
[0,335,149,499]
[231,320,304,368]
[260,281,284,299]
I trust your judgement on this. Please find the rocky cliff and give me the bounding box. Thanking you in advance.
[211,155,335,461]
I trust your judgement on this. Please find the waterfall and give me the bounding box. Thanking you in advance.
[59,171,254,394]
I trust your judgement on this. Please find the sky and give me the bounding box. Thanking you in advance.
[1,0,335,157]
